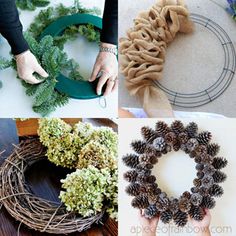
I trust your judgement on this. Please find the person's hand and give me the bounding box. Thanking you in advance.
[139,210,159,236]
[189,209,211,236]
[16,50,48,84]
[89,42,118,96]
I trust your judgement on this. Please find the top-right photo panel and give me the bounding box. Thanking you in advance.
[118,0,236,118]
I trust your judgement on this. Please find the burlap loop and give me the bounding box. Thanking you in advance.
[119,0,194,117]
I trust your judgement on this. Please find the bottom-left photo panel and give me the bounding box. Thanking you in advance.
[0,118,118,236]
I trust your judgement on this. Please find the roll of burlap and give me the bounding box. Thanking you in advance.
[119,0,194,117]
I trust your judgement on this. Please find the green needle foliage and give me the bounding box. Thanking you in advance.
[16,0,50,11]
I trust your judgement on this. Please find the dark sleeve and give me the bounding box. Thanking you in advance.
[0,0,29,55]
[100,0,118,45]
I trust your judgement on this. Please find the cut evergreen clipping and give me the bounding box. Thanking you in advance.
[16,0,50,11]
[0,1,101,116]
[123,121,227,227]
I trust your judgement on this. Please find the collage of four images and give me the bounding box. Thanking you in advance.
[0,0,236,235]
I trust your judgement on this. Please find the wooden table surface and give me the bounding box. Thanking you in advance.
[0,119,118,236]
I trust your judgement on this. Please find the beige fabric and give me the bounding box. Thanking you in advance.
[119,0,194,117]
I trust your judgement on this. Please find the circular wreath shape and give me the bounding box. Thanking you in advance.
[40,14,103,100]
[123,120,227,227]
[0,139,104,234]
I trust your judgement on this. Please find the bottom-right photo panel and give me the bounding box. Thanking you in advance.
[119,119,236,236]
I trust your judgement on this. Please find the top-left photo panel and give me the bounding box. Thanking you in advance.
[0,0,118,118]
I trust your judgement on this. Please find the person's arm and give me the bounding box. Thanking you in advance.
[100,0,118,46]
[189,209,212,236]
[0,0,28,55]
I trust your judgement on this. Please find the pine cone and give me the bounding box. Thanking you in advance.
[193,178,202,187]
[207,143,220,156]
[212,171,227,183]
[179,198,191,212]
[189,206,204,221]
[131,140,147,154]
[197,171,204,179]
[194,156,202,164]
[139,154,158,165]
[141,126,158,144]
[198,187,209,196]
[181,144,190,154]
[156,196,170,212]
[165,132,177,145]
[160,210,173,224]
[201,154,213,164]
[190,193,203,206]
[178,132,189,144]
[171,121,185,135]
[137,174,156,184]
[169,198,179,214]
[155,121,169,136]
[203,164,215,176]
[148,195,159,205]
[161,145,172,154]
[136,163,154,171]
[186,138,199,152]
[126,183,140,196]
[173,141,181,151]
[153,137,166,152]
[195,145,207,156]
[196,164,204,171]
[124,170,138,182]
[209,184,224,197]
[132,195,149,209]
[197,132,212,145]
[212,157,228,170]
[145,146,162,157]
[145,183,159,196]
[144,205,159,219]
[173,210,188,227]
[190,150,197,158]
[202,176,214,188]
[191,187,199,194]
[201,196,216,209]
[182,191,191,199]
[186,122,198,138]
[122,154,139,168]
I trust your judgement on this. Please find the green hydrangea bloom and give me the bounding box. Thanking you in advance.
[77,140,117,170]
[59,166,114,217]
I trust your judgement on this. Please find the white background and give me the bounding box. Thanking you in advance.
[0,0,118,118]
[119,119,236,236]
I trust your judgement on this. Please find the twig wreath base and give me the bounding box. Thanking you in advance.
[123,121,227,227]
[0,139,104,234]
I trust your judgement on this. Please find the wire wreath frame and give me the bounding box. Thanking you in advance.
[0,139,104,234]
[153,14,236,108]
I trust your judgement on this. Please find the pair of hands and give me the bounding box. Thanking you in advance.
[16,43,118,96]
[139,209,211,236]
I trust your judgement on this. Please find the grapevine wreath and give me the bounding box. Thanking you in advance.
[0,119,118,234]
[123,120,227,227]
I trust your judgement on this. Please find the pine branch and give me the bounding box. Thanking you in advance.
[16,0,50,11]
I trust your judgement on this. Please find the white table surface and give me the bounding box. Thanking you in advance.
[0,0,118,118]
[119,118,236,236]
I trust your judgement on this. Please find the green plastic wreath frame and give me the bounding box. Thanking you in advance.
[40,14,103,100]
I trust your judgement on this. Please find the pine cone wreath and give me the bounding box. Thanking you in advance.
[132,195,149,209]
[141,126,158,144]
[212,157,228,170]
[160,210,173,224]
[186,122,198,138]
[173,210,188,227]
[190,193,203,206]
[124,170,138,182]
[208,184,224,197]
[201,196,216,209]
[189,206,204,221]
[212,170,227,183]
[144,205,159,219]
[126,183,140,196]
[171,120,185,135]
[131,140,147,154]
[179,198,191,212]
[197,131,212,145]
[153,137,166,152]
[165,132,177,145]
[207,143,220,156]
[122,154,140,168]
[155,121,169,136]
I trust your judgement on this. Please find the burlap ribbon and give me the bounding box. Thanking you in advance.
[119,0,194,117]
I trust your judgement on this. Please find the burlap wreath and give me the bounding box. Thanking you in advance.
[119,0,194,117]
[0,139,104,234]
[123,121,227,227]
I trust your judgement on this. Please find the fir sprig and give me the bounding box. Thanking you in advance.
[16,0,50,11]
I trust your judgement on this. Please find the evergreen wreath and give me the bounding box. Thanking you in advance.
[123,120,227,227]
[0,119,118,233]
[0,1,101,116]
